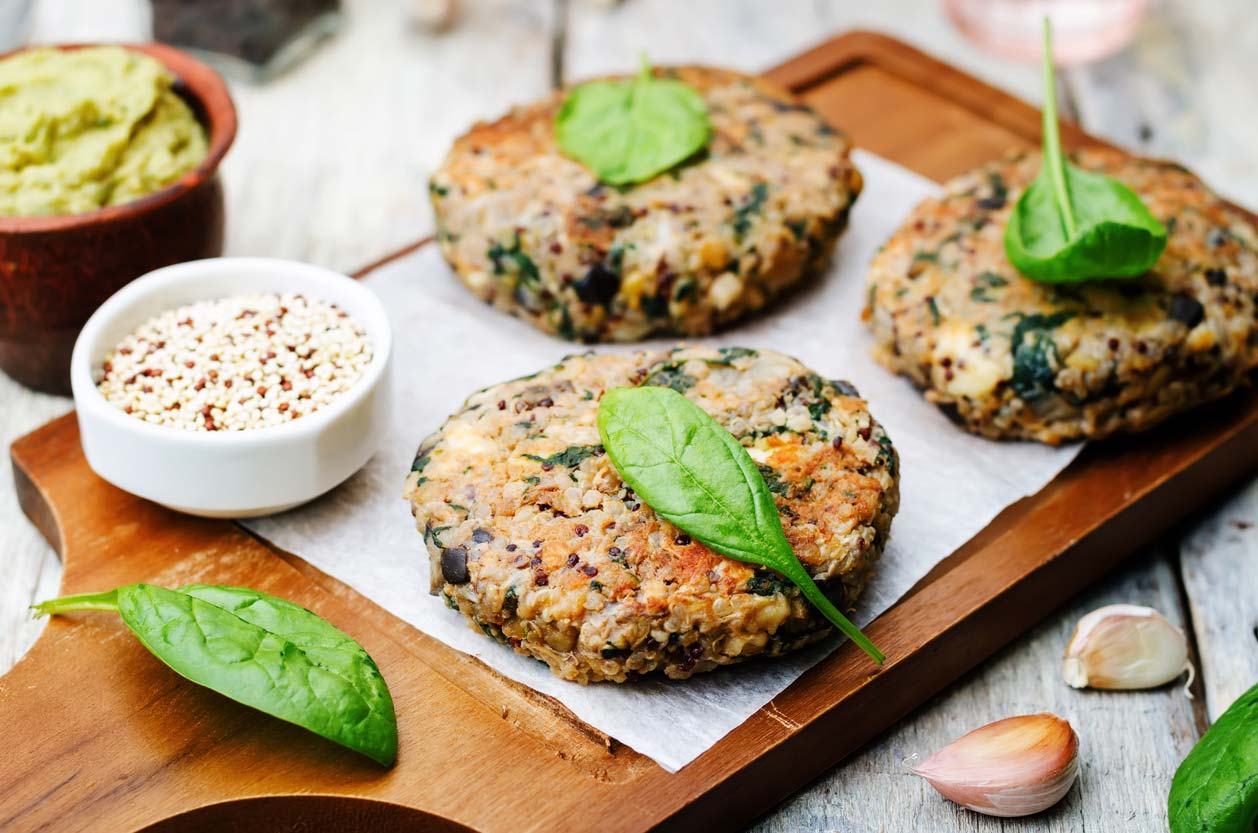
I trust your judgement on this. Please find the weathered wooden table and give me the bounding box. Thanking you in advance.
[5,1,1255,830]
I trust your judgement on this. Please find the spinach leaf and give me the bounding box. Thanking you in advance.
[555,58,711,186]
[1004,20,1166,283]
[33,584,397,766]
[597,385,884,663]
[1169,682,1258,833]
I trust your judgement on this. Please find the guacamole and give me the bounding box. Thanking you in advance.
[0,46,209,217]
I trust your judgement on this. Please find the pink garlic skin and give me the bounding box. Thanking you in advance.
[912,713,1080,818]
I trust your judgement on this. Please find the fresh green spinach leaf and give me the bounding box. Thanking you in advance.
[1168,681,1258,833]
[555,58,711,186]
[1004,20,1167,283]
[596,385,884,663]
[33,584,398,766]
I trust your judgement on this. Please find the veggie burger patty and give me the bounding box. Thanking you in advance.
[429,66,863,343]
[864,148,1258,444]
[403,346,899,683]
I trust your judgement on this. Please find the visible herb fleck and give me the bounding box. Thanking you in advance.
[757,464,790,496]
[643,360,697,393]
[524,444,602,469]
[745,571,792,596]
[488,233,541,286]
[1008,311,1077,401]
[731,182,769,240]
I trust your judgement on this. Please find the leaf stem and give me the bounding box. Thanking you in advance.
[786,563,885,664]
[1040,18,1076,238]
[31,588,120,617]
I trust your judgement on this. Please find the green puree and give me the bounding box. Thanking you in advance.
[0,46,208,217]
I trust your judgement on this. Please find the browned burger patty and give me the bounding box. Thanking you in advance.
[429,66,863,342]
[403,346,899,683]
[864,148,1258,444]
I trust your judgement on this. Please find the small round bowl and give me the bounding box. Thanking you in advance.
[0,42,237,395]
[70,258,394,518]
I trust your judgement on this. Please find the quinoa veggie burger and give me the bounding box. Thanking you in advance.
[404,346,899,683]
[428,66,862,342]
[864,148,1258,444]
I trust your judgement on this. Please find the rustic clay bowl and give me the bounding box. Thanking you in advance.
[0,43,236,395]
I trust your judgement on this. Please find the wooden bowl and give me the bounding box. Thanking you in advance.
[0,43,237,395]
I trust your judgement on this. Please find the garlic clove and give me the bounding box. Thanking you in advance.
[912,713,1079,818]
[1062,604,1192,690]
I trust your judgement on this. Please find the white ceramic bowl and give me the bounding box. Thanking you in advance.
[70,257,393,518]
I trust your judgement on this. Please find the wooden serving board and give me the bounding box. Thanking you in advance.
[3,32,1256,833]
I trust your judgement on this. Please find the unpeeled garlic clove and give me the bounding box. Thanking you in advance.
[1062,604,1192,690]
[912,713,1079,818]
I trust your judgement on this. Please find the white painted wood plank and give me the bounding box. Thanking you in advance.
[220,0,559,269]
[751,553,1200,833]
[0,376,71,673]
[1180,477,1258,722]
[563,0,1042,101]
[1066,1,1258,206]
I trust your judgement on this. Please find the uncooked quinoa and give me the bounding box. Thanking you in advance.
[96,292,372,431]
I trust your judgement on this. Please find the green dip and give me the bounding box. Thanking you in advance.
[0,46,209,217]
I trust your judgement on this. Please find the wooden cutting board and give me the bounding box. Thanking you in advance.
[3,32,1256,833]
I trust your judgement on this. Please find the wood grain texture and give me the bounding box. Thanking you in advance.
[1180,480,1258,723]
[751,551,1200,833]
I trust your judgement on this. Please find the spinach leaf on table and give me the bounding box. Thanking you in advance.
[1168,681,1258,833]
[597,385,884,664]
[33,583,398,766]
[1004,20,1167,284]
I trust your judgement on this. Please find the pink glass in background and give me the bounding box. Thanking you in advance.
[943,0,1149,65]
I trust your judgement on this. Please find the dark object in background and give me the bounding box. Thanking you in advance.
[152,0,342,82]
[0,44,236,395]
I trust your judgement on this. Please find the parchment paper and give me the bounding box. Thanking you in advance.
[247,151,1082,772]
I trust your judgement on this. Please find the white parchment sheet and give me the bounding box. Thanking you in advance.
[248,151,1082,772]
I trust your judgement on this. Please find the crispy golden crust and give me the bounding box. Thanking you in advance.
[864,148,1258,444]
[430,66,862,342]
[403,346,899,683]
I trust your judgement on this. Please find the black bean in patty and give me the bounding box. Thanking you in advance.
[1169,294,1205,328]
[441,546,470,584]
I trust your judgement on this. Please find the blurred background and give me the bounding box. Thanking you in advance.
[2,3,1255,830]
[9,0,1257,271]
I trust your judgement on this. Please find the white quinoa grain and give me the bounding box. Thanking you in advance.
[96,292,372,432]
